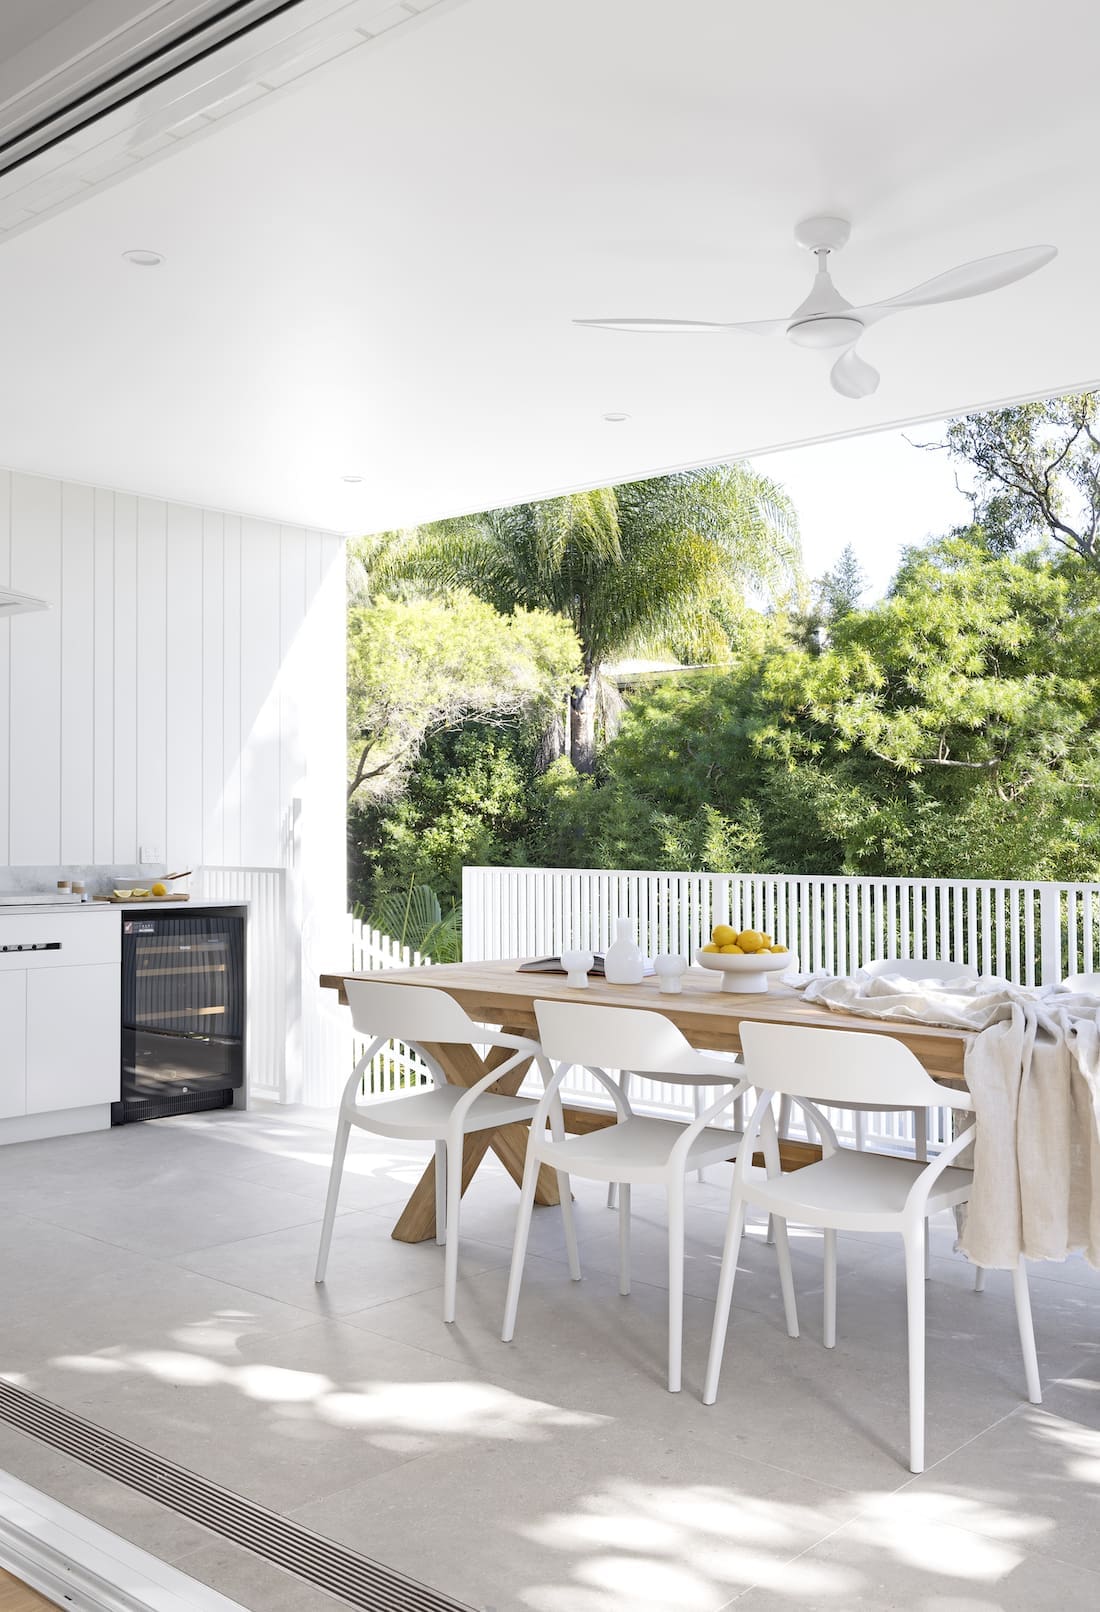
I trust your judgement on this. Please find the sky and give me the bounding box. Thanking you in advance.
[758,422,976,600]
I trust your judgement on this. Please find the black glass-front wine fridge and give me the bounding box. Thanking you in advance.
[114,907,246,1123]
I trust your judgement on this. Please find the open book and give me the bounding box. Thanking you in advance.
[516,955,656,977]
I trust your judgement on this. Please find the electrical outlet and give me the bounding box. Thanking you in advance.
[140,845,161,864]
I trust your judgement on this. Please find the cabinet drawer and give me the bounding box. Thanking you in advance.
[0,911,120,970]
[27,963,121,1112]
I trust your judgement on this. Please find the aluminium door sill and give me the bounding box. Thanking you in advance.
[0,1470,247,1612]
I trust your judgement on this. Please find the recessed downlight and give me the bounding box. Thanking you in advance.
[602,412,630,423]
[341,474,365,484]
[122,248,164,267]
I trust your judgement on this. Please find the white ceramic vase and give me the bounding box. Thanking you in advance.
[604,918,644,985]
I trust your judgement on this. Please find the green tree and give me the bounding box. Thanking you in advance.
[346,590,578,800]
[349,724,539,911]
[370,465,802,772]
[941,393,1100,572]
[587,532,1100,880]
[816,542,867,621]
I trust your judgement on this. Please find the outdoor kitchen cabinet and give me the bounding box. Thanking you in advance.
[0,909,120,1142]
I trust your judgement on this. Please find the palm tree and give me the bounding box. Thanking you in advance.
[375,465,801,772]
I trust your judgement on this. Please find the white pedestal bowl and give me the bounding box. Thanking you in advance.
[694,950,792,993]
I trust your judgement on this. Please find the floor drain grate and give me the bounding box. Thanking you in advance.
[0,1380,475,1612]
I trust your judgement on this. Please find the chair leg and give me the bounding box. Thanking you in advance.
[549,1097,581,1281]
[608,1071,631,1210]
[703,1194,746,1405]
[823,1227,837,1348]
[619,1182,632,1296]
[904,1225,927,1474]
[501,1139,541,1342]
[667,1181,686,1393]
[854,1109,866,1150]
[693,1085,706,1184]
[1013,1257,1042,1404]
[434,1140,447,1247]
[766,1096,793,1245]
[443,1138,464,1324]
[772,1215,799,1339]
[314,1111,351,1283]
[974,1265,986,1292]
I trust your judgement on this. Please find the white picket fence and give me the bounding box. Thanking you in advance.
[347,915,434,1093]
[458,866,1100,1150]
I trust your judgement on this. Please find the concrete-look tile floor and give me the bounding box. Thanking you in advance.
[1,1105,1099,1612]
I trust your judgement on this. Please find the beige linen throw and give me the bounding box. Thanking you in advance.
[798,974,1100,1268]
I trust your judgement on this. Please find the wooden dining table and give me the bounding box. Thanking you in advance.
[319,960,972,1245]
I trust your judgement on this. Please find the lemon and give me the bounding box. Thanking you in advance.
[151,882,167,897]
[760,933,773,949]
[130,887,150,898]
[711,924,737,947]
[768,944,788,954]
[701,942,719,953]
[720,943,744,954]
[736,930,767,953]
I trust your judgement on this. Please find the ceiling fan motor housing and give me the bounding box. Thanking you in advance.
[786,314,863,349]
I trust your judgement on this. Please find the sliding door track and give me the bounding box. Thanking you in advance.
[0,1382,473,1612]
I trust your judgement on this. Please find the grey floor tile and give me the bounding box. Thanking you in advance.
[291,1420,858,1612]
[0,1211,171,1319]
[728,1513,1100,1610]
[0,1267,319,1403]
[881,1403,1100,1576]
[7,1167,330,1259]
[176,1212,511,1316]
[53,1317,581,1513]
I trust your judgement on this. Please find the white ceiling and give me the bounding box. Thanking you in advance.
[0,0,1097,534]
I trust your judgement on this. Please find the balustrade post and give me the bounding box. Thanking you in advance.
[1038,883,1062,987]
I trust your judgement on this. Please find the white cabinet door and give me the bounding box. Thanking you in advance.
[0,971,27,1118]
[26,964,120,1113]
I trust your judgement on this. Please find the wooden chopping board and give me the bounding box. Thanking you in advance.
[94,893,191,904]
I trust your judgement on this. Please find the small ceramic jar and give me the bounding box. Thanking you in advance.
[654,953,687,994]
[561,948,595,988]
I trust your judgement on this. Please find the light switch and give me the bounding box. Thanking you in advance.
[140,845,161,864]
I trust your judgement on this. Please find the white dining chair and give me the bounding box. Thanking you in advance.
[840,956,979,1160]
[704,1019,1041,1473]
[860,957,978,982]
[316,978,580,1322]
[502,999,796,1393]
[1059,972,1100,992]
[607,1075,742,1205]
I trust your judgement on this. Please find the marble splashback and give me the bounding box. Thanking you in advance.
[0,863,169,899]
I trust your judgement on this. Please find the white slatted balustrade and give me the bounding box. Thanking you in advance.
[459,867,1100,1150]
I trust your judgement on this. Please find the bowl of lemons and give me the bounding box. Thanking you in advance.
[695,926,791,993]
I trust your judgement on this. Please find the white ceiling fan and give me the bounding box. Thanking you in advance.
[575,217,1057,398]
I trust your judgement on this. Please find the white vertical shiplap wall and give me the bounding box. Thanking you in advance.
[0,467,348,1102]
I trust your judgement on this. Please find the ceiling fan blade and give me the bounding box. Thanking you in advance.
[573,317,727,332]
[573,316,787,335]
[830,347,880,399]
[855,244,1057,323]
